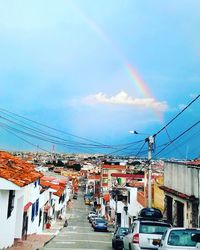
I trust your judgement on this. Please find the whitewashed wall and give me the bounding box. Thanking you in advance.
[0,178,22,249]
[127,187,143,220]
[164,162,199,197]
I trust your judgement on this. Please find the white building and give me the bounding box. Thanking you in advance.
[0,151,43,249]
[40,176,69,226]
[109,187,143,228]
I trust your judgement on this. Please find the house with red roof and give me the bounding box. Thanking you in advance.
[40,176,69,225]
[0,151,43,249]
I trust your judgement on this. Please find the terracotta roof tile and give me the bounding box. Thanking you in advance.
[0,151,43,187]
[102,164,126,170]
[40,176,66,197]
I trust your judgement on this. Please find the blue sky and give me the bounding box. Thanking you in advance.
[0,0,199,159]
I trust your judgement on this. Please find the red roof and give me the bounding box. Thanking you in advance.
[88,175,101,180]
[0,151,43,187]
[111,173,144,178]
[40,176,66,197]
[102,165,126,170]
[53,186,65,197]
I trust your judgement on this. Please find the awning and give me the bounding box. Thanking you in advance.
[103,194,110,202]
[24,202,32,211]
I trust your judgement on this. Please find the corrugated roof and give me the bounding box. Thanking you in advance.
[0,151,43,187]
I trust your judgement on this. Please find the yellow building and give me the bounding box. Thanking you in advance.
[153,175,165,212]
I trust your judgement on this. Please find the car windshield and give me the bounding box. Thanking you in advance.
[140,222,171,234]
[96,219,105,224]
[168,229,200,247]
[118,228,129,235]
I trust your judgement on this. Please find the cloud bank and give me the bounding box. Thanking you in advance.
[84,91,168,112]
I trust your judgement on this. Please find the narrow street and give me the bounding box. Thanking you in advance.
[40,192,114,250]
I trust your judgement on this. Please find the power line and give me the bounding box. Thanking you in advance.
[163,128,185,159]
[106,139,145,156]
[154,120,200,158]
[0,108,109,147]
[154,94,200,137]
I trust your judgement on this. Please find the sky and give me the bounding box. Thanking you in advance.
[0,0,200,159]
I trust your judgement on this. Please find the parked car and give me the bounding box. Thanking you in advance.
[192,233,200,249]
[112,227,129,249]
[156,228,200,250]
[89,214,98,223]
[123,208,171,250]
[87,211,96,220]
[92,218,108,232]
[73,193,78,199]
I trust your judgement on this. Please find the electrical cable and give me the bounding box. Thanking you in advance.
[154,120,200,158]
[154,94,200,137]
[0,108,109,147]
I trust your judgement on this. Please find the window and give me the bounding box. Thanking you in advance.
[36,199,39,216]
[38,209,42,226]
[59,195,62,204]
[139,222,171,234]
[128,191,130,204]
[168,229,200,246]
[31,203,35,221]
[7,190,15,218]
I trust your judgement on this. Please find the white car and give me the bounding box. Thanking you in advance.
[123,219,171,250]
[157,228,200,250]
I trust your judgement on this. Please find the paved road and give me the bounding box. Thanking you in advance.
[41,192,114,250]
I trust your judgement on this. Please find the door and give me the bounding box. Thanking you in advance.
[22,212,28,240]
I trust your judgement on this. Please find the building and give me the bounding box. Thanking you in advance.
[160,160,200,227]
[0,151,43,249]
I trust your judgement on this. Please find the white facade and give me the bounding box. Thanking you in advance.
[0,178,22,249]
[126,187,143,224]
[24,180,41,235]
[37,188,49,233]
[0,177,43,249]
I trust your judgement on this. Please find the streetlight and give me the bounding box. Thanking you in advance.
[129,130,149,136]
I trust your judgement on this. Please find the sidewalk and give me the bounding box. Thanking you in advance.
[7,214,71,250]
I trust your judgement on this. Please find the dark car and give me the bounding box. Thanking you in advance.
[73,193,78,199]
[92,218,108,232]
[112,227,129,249]
[89,214,98,223]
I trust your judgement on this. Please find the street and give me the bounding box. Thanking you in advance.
[40,192,114,250]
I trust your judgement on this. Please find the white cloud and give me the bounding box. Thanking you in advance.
[83,91,168,112]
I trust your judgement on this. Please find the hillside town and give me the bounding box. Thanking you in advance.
[1,150,200,249]
[1,0,200,249]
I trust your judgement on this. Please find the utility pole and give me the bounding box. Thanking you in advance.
[146,135,154,208]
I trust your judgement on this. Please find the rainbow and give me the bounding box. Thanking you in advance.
[126,63,154,98]
[70,1,163,120]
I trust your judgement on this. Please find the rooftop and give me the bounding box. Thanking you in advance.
[0,151,43,187]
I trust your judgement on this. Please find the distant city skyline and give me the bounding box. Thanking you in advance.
[0,0,199,159]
